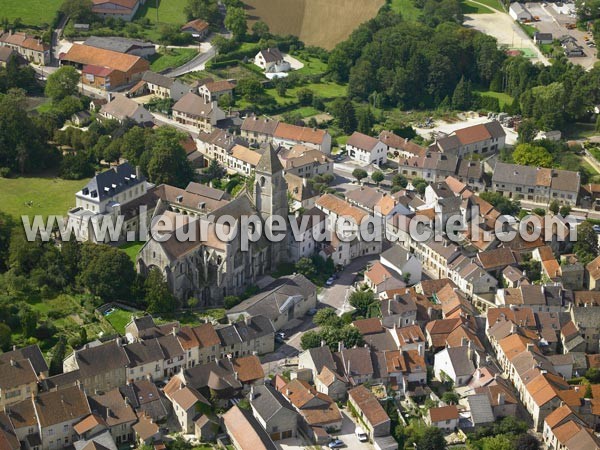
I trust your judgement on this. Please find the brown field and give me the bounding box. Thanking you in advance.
[243,0,384,49]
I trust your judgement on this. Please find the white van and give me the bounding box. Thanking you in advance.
[355,426,368,442]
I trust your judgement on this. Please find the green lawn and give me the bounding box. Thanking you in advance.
[475,90,514,109]
[389,0,422,21]
[294,55,328,76]
[119,241,145,263]
[468,0,503,10]
[265,81,347,105]
[461,0,494,13]
[1,0,62,26]
[150,48,198,72]
[105,308,136,334]
[134,0,189,25]
[0,176,88,221]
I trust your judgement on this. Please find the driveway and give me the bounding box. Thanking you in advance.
[328,410,375,450]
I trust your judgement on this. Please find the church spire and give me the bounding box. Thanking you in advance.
[256,143,284,174]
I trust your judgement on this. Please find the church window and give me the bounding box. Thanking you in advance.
[260,176,266,187]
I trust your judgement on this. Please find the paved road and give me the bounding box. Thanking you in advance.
[51,14,69,65]
[164,43,216,77]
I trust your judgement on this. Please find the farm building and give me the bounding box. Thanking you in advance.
[92,0,145,21]
[534,32,553,45]
[509,3,532,21]
[181,19,210,40]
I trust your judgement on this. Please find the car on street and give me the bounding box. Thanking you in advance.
[326,277,335,286]
[355,427,368,442]
[328,439,344,448]
[276,331,287,340]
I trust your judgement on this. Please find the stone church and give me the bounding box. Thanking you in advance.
[137,145,290,306]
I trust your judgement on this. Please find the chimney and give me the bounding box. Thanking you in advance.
[338,341,344,352]
[10,359,16,367]
[286,389,290,396]
[526,343,534,352]
[497,393,505,405]
[418,344,424,357]
[321,340,326,347]
[250,385,255,400]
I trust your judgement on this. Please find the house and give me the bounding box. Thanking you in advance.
[34,386,92,450]
[285,174,321,212]
[380,293,418,329]
[254,48,290,73]
[365,262,406,294]
[534,32,553,45]
[119,380,169,422]
[509,2,532,21]
[278,379,343,442]
[348,385,391,439]
[346,132,388,165]
[241,115,279,145]
[0,47,26,67]
[194,414,220,441]
[215,316,275,358]
[249,383,299,441]
[380,245,422,285]
[91,0,144,21]
[172,92,226,132]
[379,130,426,158]
[273,123,332,154]
[198,80,235,102]
[0,358,39,409]
[164,379,211,433]
[84,36,156,58]
[87,389,137,445]
[315,366,347,401]
[492,162,580,206]
[223,405,277,450]
[398,153,485,191]
[585,255,600,290]
[71,110,92,127]
[279,146,333,178]
[99,94,151,124]
[0,31,50,65]
[433,345,476,386]
[431,121,506,157]
[333,347,374,385]
[464,393,495,427]
[425,405,459,431]
[298,345,336,381]
[563,40,585,57]
[60,44,150,90]
[137,71,190,101]
[226,274,317,331]
[132,415,161,446]
[180,19,210,40]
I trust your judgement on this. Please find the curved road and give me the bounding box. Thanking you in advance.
[164,43,216,77]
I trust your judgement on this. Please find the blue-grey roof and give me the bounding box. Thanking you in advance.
[80,162,144,202]
[84,36,154,54]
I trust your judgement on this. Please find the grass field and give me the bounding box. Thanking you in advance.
[105,308,136,334]
[243,0,384,49]
[265,81,347,105]
[294,55,328,75]
[475,90,514,108]
[119,241,145,263]
[150,48,198,72]
[0,176,88,221]
[390,0,422,21]
[135,0,188,25]
[1,0,62,26]
[467,0,503,10]
[461,0,494,13]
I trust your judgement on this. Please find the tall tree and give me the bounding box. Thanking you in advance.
[78,244,135,300]
[145,268,176,314]
[512,143,553,168]
[147,128,195,188]
[452,76,473,110]
[45,66,80,102]
[184,0,220,24]
[330,98,356,134]
[224,7,247,40]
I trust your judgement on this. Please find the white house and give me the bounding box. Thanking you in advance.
[380,245,422,285]
[509,2,532,21]
[433,345,475,387]
[99,94,150,124]
[425,405,459,432]
[254,47,290,73]
[346,131,387,165]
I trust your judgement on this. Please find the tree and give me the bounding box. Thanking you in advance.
[252,20,270,38]
[224,7,247,39]
[297,88,314,106]
[356,106,374,134]
[514,434,540,450]
[417,426,446,450]
[512,143,553,168]
[184,0,220,24]
[518,119,537,144]
[352,168,368,183]
[574,221,600,265]
[78,244,135,300]
[0,323,11,351]
[49,336,67,376]
[412,177,428,196]
[371,170,384,186]
[145,268,176,314]
[147,130,195,188]
[586,367,600,383]
[479,191,521,216]
[187,297,198,311]
[218,92,234,108]
[313,308,343,328]
[348,290,375,317]
[330,98,356,134]
[560,205,571,217]
[441,391,459,404]
[236,78,264,102]
[203,158,225,183]
[45,66,80,102]
[549,199,560,215]
[274,78,287,97]
[300,330,322,350]
[392,174,408,188]
[295,257,317,279]
[60,0,93,22]
[0,212,13,272]
[481,435,513,450]
[452,76,473,110]
[19,306,38,338]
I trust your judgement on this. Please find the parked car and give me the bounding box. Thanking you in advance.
[355,427,368,442]
[276,331,287,340]
[328,439,344,448]
[307,308,318,316]
[325,277,335,286]
[593,225,600,233]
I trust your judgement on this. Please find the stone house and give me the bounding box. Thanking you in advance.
[250,384,299,441]
[348,385,391,439]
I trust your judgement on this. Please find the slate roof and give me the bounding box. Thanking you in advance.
[256,143,284,173]
[0,358,38,390]
[90,388,137,427]
[34,386,91,428]
[257,47,283,63]
[74,340,130,378]
[250,383,296,423]
[443,346,475,377]
[0,345,48,375]
[241,115,279,135]
[85,36,154,54]
[78,162,145,202]
[304,346,336,374]
[142,70,176,88]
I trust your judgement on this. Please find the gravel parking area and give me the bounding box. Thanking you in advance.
[463,8,549,65]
